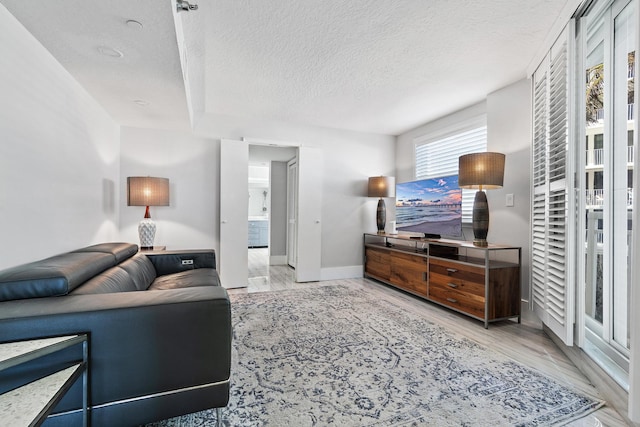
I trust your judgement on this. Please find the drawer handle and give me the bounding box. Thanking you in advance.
[446,268,458,274]
[447,282,458,288]
[446,297,458,303]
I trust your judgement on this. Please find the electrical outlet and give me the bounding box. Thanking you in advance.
[506,193,514,207]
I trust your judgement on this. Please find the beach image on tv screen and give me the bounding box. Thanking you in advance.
[395,175,462,237]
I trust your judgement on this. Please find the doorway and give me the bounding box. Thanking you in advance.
[248,145,297,283]
[248,162,270,280]
[220,139,323,287]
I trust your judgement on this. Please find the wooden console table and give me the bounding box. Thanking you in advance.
[363,233,521,328]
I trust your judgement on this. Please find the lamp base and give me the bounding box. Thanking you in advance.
[473,238,489,247]
[472,190,489,247]
[138,218,156,249]
[376,198,386,234]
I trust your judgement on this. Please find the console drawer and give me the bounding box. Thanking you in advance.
[429,272,485,298]
[428,282,485,318]
[429,258,485,285]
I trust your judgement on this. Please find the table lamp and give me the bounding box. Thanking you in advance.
[127,177,170,249]
[368,176,395,234]
[458,153,505,246]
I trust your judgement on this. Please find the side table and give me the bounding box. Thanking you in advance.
[140,246,166,252]
[0,334,89,427]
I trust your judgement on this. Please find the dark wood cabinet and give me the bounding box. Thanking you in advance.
[364,246,391,281]
[390,251,428,297]
[363,233,521,328]
[365,247,429,296]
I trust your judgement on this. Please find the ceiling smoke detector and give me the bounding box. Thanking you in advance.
[176,0,198,12]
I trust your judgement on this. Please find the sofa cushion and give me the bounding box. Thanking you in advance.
[148,269,220,290]
[0,252,116,302]
[117,255,157,291]
[71,266,138,295]
[72,242,138,263]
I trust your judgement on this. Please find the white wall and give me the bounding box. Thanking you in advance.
[119,127,218,252]
[486,79,532,302]
[248,188,269,217]
[0,5,120,270]
[124,114,396,275]
[395,80,533,302]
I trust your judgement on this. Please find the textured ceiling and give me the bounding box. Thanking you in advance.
[1,0,570,136]
[201,0,569,135]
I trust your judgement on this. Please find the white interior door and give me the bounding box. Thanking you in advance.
[287,158,298,268]
[295,146,322,282]
[220,139,248,288]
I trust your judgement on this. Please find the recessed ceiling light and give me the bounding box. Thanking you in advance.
[133,100,149,107]
[126,19,143,30]
[97,46,123,58]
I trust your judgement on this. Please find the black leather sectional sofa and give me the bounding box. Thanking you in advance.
[0,243,231,427]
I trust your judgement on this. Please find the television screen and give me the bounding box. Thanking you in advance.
[395,175,462,238]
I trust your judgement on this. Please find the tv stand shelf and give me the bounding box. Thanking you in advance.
[363,233,521,328]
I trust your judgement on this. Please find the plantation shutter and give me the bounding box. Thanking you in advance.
[531,24,575,346]
[415,126,487,222]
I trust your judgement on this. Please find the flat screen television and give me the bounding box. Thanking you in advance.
[395,175,462,238]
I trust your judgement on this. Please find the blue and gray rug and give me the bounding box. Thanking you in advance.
[151,285,604,426]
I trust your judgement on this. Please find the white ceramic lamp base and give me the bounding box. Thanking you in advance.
[138,218,156,249]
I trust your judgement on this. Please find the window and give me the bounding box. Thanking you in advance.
[578,0,635,389]
[595,133,604,149]
[532,0,637,394]
[414,125,487,222]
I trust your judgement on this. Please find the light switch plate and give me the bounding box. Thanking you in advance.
[506,193,514,207]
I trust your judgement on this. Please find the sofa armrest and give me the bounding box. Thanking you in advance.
[0,287,231,410]
[144,250,216,276]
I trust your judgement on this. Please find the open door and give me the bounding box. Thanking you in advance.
[295,146,322,282]
[286,158,298,268]
[219,139,248,288]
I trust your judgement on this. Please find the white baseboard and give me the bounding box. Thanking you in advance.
[320,265,363,281]
[269,255,287,265]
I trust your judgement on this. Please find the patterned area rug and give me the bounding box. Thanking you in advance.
[149,285,603,426]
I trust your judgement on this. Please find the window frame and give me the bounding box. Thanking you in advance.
[413,115,487,223]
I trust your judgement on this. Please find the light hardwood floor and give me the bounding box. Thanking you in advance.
[235,248,630,426]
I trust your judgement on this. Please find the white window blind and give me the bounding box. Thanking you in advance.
[415,126,487,222]
[531,23,575,346]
